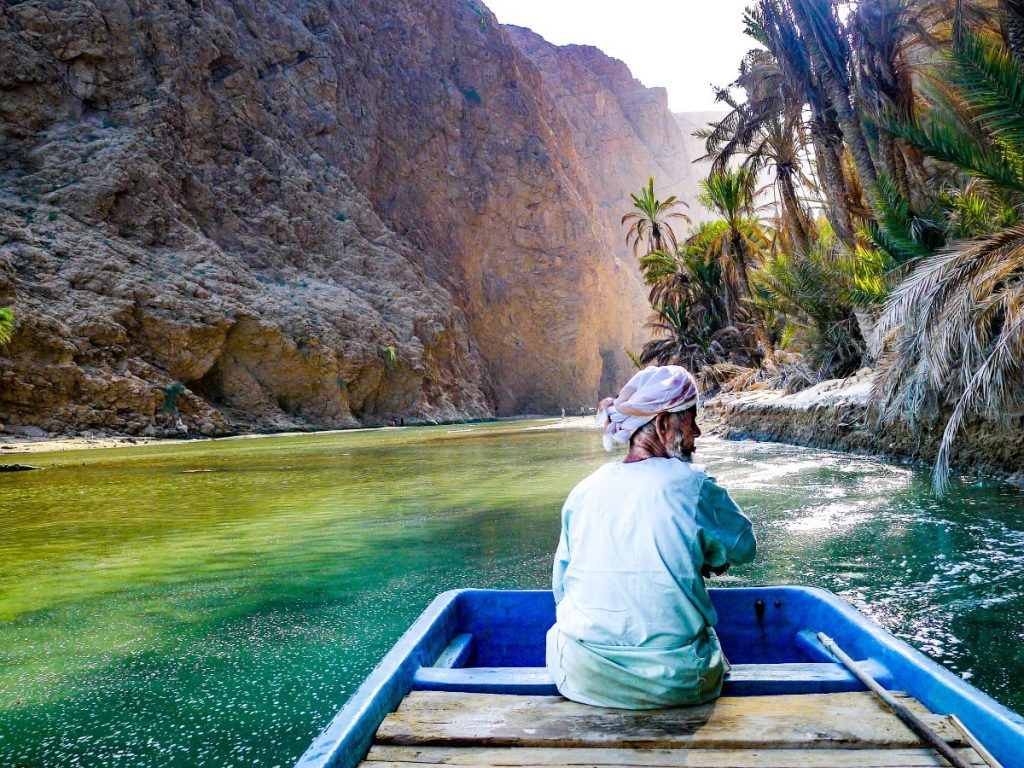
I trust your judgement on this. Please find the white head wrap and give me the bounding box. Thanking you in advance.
[596,365,699,451]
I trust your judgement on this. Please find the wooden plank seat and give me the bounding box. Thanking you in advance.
[365,744,988,766]
[375,691,967,750]
[412,661,894,696]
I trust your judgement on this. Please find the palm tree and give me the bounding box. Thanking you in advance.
[639,301,712,370]
[639,226,730,333]
[638,248,688,308]
[699,168,768,317]
[788,0,882,207]
[754,227,865,376]
[698,47,817,252]
[848,0,923,198]
[622,177,691,257]
[753,0,859,243]
[874,28,1024,493]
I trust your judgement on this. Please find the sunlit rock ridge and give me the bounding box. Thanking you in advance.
[0,1,703,437]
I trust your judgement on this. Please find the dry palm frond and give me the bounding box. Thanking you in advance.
[872,226,1024,492]
[703,362,760,393]
[697,353,817,396]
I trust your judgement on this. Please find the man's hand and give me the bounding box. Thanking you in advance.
[701,562,730,578]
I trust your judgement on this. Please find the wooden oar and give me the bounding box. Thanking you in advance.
[816,632,975,768]
[951,714,1004,768]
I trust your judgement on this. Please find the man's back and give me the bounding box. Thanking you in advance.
[548,458,755,708]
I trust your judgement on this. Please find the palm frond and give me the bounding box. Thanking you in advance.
[623,177,690,257]
[873,226,1024,492]
[886,111,1024,193]
[950,29,1024,154]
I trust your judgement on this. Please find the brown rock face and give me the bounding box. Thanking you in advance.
[504,28,728,388]
[507,27,728,228]
[0,1,691,436]
[508,28,701,226]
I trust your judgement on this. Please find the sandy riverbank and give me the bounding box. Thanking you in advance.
[0,415,576,456]
[0,434,189,454]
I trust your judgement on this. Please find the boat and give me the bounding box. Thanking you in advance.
[295,586,1024,768]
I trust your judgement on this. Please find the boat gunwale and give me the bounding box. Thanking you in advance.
[293,586,1024,768]
[792,584,1024,765]
[294,588,462,768]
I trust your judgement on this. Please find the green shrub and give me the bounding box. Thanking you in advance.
[162,382,187,413]
[0,307,14,348]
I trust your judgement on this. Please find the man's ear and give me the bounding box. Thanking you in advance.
[654,412,672,440]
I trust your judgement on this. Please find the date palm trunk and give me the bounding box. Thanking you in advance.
[879,129,910,198]
[1002,0,1024,65]
[791,0,879,211]
[854,307,882,362]
[810,127,855,244]
[778,167,811,252]
[651,227,664,255]
[730,229,756,301]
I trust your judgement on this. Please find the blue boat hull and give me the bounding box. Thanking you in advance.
[296,586,1024,768]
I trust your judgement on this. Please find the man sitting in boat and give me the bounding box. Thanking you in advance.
[546,364,756,708]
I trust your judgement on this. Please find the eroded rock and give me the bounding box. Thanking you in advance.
[0,1,698,435]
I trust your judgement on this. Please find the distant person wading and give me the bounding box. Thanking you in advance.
[546,365,756,708]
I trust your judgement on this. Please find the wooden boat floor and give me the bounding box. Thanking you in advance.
[362,691,988,767]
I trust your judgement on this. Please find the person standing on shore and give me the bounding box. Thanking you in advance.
[547,365,756,708]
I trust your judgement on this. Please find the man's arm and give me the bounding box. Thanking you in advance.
[696,475,756,573]
[552,510,570,603]
[701,561,731,578]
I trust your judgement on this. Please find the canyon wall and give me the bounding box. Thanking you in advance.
[0,1,695,437]
[507,27,719,245]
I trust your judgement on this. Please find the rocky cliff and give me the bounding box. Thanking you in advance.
[507,27,718,242]
[0,1,691,437]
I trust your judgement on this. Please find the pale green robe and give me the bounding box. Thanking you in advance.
[546,458,756,709]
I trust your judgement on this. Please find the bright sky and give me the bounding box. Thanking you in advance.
[486,0,757,112]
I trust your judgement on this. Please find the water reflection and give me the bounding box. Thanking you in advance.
[0,422,1022,767]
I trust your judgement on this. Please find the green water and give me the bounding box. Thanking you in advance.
[1,419,1022,767]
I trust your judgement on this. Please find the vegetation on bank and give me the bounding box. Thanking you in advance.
[0,307,13,349]
[628,0,1024,491]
